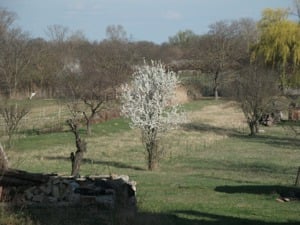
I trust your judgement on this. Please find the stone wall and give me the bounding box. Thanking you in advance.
[0,171,137,225]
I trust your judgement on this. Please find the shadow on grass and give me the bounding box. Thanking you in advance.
[6,206,300,225]
[183,123,241,136]
[183,122,300,150]
[42,156,145,171]
[215,185,300,199]
[133,210,300,225]
[236,134,300,150]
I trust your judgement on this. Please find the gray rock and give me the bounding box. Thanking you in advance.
[32,194,44,203]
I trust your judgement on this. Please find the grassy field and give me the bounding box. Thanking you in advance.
[2,98,300,225]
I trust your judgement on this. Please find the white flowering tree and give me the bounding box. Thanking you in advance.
[121,60,185,170]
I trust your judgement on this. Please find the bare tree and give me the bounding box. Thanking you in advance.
[0,9,33,98]
[45,24,69,43]
[0,8,15,34]
[81,87,109,136]
[0,100,30,147]
[233,63,280,136]
[121,60,186,170]
[59,38,130,135]
[79,39,133,135]
[198,19,257,99]
[105,24,129,42]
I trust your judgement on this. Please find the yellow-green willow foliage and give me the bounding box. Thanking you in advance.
[252,8,300,87]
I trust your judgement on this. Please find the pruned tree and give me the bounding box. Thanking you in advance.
[121,60,186,170]
[66,102,87,177]
[59,38,132,135]
[233,63,280,136]
[81,88,108,136]
[82,39,132,135]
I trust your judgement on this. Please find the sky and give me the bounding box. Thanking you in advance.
[0,0,295,44]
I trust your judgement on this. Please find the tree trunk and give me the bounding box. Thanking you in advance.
[214,86,219,100]
[67,119,87,177]
[0,144,8,170]
[248,121,256,136]
[70,149,85,177]
[7,133,13,149]
[147,149,153,171]
[86,120,91,136]
[295,167,300,187]
[214,71,219,100]
[255,122,259,133]
[146,139,158,171]
[142,127,159,171]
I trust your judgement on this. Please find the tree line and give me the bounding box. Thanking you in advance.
[0,6,299,97]
[1,4,300,138]
[2,2,300,171]
[0,9,179,99]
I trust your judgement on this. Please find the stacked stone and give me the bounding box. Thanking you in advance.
[22,175,136,209]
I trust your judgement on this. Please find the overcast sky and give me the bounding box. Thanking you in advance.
[0,0,295,43]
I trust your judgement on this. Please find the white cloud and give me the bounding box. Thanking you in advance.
[65,0,105,17]
[163,10,183,20]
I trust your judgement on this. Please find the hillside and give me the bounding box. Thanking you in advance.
[2,99,300,225]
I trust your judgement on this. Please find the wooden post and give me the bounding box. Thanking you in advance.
[295,166,300,187]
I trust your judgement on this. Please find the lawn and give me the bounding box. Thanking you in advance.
[3,98,300,225]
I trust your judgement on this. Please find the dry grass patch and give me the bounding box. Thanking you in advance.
[157,101,246,158]
[162,130,227,158]
[7,145,73,172]
[189,101,246,129]
[190,101,245,131]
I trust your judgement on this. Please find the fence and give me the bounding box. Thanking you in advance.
[0,99,121,136]
[0,104,71,135]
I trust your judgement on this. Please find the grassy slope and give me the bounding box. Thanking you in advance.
[5,99,300,225]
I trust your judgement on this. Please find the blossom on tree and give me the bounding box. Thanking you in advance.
[121,60,185,170]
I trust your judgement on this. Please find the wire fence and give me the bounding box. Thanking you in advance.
[0,105,71,135]
[0,99,121,136]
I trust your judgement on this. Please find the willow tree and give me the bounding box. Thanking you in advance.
[121,60,185,170]
[251,8,300,89]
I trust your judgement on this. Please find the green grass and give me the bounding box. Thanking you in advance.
[92,117,131,136]
[3,98,300,225]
